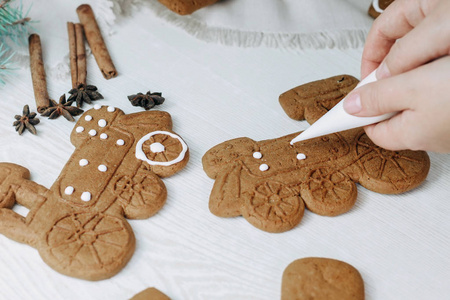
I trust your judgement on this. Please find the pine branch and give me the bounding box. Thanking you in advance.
[0,0,33,46]
[0,0,33,85]
[0,43,16,85]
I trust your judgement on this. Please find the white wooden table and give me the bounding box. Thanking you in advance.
[1,1,449,299]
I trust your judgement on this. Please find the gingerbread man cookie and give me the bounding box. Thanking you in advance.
[0,105,189,280]
[202,75,429,233]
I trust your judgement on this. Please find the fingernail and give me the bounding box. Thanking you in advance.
[343,93,362,114]
[377,61,391,79]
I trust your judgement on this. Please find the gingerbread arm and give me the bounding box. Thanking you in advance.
[0,208,37,247]
[209,165,243,218]
[203,137,258,178]
[279,75,359,124]
[115,110,173,132]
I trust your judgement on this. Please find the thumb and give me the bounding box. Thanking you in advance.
[343,75,413,117]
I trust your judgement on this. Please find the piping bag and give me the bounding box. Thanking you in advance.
[290,69,396,145]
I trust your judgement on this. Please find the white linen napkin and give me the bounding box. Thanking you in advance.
[143,0,375,49]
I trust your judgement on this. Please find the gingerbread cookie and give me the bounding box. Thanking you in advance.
[282,258,364,300]
[368,0,395,18]
[130,287,170,300]
[202,75,429,233]
[158,0,220,15]
[0,105,189,280]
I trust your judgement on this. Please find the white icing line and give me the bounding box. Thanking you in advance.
[150,142,165,153]
[372,0,384,13]
[89,129,97,136]
[297,153,306,160]
[100,133,108,140]
[98,164,107,172]
[253,152,262,159]
[98,119,107,127]
[81,192,91,201]
[136,131,188,166]
[85,115,92,121]
[259,164,269,171]
[116,139,125,146]
[76,126,84,133]
[64,186,74,195]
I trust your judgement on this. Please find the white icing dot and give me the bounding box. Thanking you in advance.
[79,159,89,166]
[76,126,84,133]
[64,186,74,195]
[100,133,108,140]
[94,104,101,110]
[89,129,97,136]
[98,119,107,127]
[107,106,115,112]
[84,115,93,121]
[297,153,307,160]
[150,142,165,153]
[253,152,262,159]
[259,164,269,171]
[98,164,107,172]
[81,192,91,202]
[117,139,125,146]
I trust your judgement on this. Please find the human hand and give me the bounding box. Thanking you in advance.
[343,0,450,152]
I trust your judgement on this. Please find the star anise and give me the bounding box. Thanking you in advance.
[67,83,103,107]
[41,94,84,121]
[127,91,165,110]
[13,105,40,135]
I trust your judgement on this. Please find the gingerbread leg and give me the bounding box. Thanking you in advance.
[117,169,167,220]
[0,208,37,246]
[0,163,30,208]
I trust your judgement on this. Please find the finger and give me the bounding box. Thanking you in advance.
[363,114,410,151]
[343,71,418,117]
[381,0,450,78]
[361,0,438,78]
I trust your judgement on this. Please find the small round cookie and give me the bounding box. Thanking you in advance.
[130,287,170,300]
[282,257,365,300]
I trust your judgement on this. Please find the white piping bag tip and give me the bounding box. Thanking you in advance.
[289,69,396,145]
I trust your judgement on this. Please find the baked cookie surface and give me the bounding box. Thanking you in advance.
[130,287,171,300]
[202,75,429,233]
[158,0,220,15]
[0,106,189,280]
[282,257,364,300]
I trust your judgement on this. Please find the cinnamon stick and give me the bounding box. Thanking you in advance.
[75,23,87,86]
[28,34,50,113]
[76,4,117,79]
[68,22,87,87]
[67,22,78,88]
